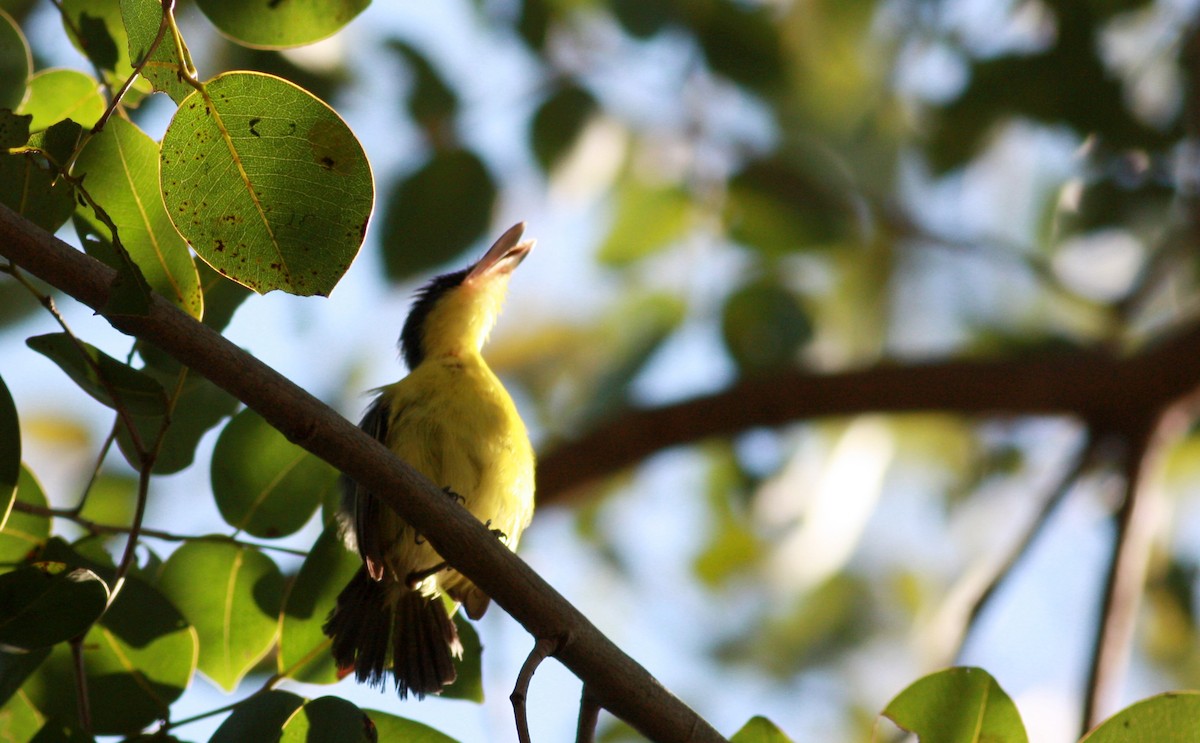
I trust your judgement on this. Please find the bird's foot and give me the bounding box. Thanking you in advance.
[406,561,448,589]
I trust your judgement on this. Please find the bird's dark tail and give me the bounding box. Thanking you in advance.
[323,567,461,699]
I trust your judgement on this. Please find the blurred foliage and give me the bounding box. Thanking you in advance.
[4,0,1200,739]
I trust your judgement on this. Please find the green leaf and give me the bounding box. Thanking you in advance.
[725,155,857,254]
[210,690,304,743]
[366,709,460,742]
[0,466,49,569]
[73,116,203,318]
[195,0,368,49]
[0,690,42,742]
[157,540,283,691]
[387,40,458,129]
[23,539,197,736]
[0,563,109,650]
[16,69,105,131]
[883,667,1028,743]
[160,71,373,296]
[1081,692,1200,742]
[61,0,152,104]
[26,118,83,167]
[0,113,76,234]
[379,148,497,281]
[441,612,483,702]
[280,696,374,743]
[0,646,50,709]
[0,109,30,149]
[530,83,597,173]
[685,0,786,94]
[76,472,137,530]
[596,179,692,265]
[730,716,794,743]
[120,0,196,103]
[115,359,238,474]
[611,0,674,38]
[29,721,97,743]
[0,9,31,111]
[278,524,360,683]
[211,407,337,538]
[0,374,17,535]
[720,279,812,373]
[26,333,167,416]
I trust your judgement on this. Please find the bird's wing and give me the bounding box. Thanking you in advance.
[352,393,391,581]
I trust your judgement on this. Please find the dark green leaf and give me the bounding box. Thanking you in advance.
[0,374,17,535]
[160,72,373,297]
[120,0,195,103]
[883,667,1028,743]
[211,407,337,538]
[611,0,675,38]
[0,113,75,233]
[531,83,597,173]
[279,696,374,743]
[0,109,29,148]
[157,541,284,691]
[210,690,305,743]
[26,333,167,416]
[278,524,360,683]
[0,562,108,649]
[721,279,812,372]
[441,611,483,702]
[685,0,785,93]
[0,10,30,110]
[387,40,458,130]
[0,466,49,568]
[29,721,96,743]
[516,0,551,50]
[62,0,123,74]
[0,645,50,709]
[27,118,83,167]
[194,0,368,49]
[725,156,857,254]
[379,149,497,281]
[366,709,460,742]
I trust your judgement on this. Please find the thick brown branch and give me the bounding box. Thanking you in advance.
[0,204,725,743]
[538,328,1200,503]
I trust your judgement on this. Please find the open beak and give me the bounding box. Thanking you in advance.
[466,222,534,282]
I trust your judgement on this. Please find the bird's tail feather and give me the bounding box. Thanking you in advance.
[323,567,461,699]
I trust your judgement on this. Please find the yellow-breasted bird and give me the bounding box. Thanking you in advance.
[324,222,536,699]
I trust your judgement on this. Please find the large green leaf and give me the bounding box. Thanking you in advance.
[0,10,31,111]
[16,69,104,131]
[278,524,360,683]
[379,148,497,281]
[61,0,151,103]
[210,690,304,743]
[0,645,50,710]
[387,40,458,129]
[720,279,812,373]
[0,374,17,535]
[0,690,42,742]
[157,541,283,691]
[882,667,1028,743]
[73,117,203,318]
[120,0,195,103]
[366,709,460,742]
[23,540,197,736]
[160,71,373,296]
[211,407,337,538]
[279,696,374,743]
[195,0,368,50]
[26,333,167,416]
[0,112,76,233]
[0,562,108,650]
[1081,692,1200,742]
[596,178,692,266]
[530,83,597,173]
[0,466,49,569]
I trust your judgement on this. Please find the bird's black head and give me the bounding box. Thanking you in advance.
[399,268,469,370]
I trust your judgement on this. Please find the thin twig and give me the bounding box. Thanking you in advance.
[512,636,563,743]
[576,685,601,743]
[70,635,92,735]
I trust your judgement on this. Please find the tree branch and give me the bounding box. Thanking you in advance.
[0,204,726,743]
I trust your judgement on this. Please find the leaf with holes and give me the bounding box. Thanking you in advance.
[157,540,284,691]
[211,407,337,537]
[160,72,372,296]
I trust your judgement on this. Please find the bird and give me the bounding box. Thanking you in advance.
[324,222,537,699]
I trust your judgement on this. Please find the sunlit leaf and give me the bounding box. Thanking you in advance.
[0,10,31,111]
[278,524,360,683]
[597,178,692,265]
[883,667,1028,743]
[73,117,203,318]
[379,148,496,281]
[367,708,460,742]
[195,0,369,49]
[76,472,137,530]
[0,690,42,742]
[23,539,196,736]
[0,467,49,570]
[211,407,337,538]
[157,541,283,691]
[210,690,304,743]
[160,71,373,296]
[721,279,812,372]
[120,0,195,103]
[279,696,374,743]
[0,562,108,650]
[16,69,105,131]
[1081,692,1200,742]
[61,0,151,103]
[531,83,597,173]
[26,333,167,416]
[0,112,76,233]
[731,716,794,743]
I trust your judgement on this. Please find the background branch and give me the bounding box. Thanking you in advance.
[0,204,726,743]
